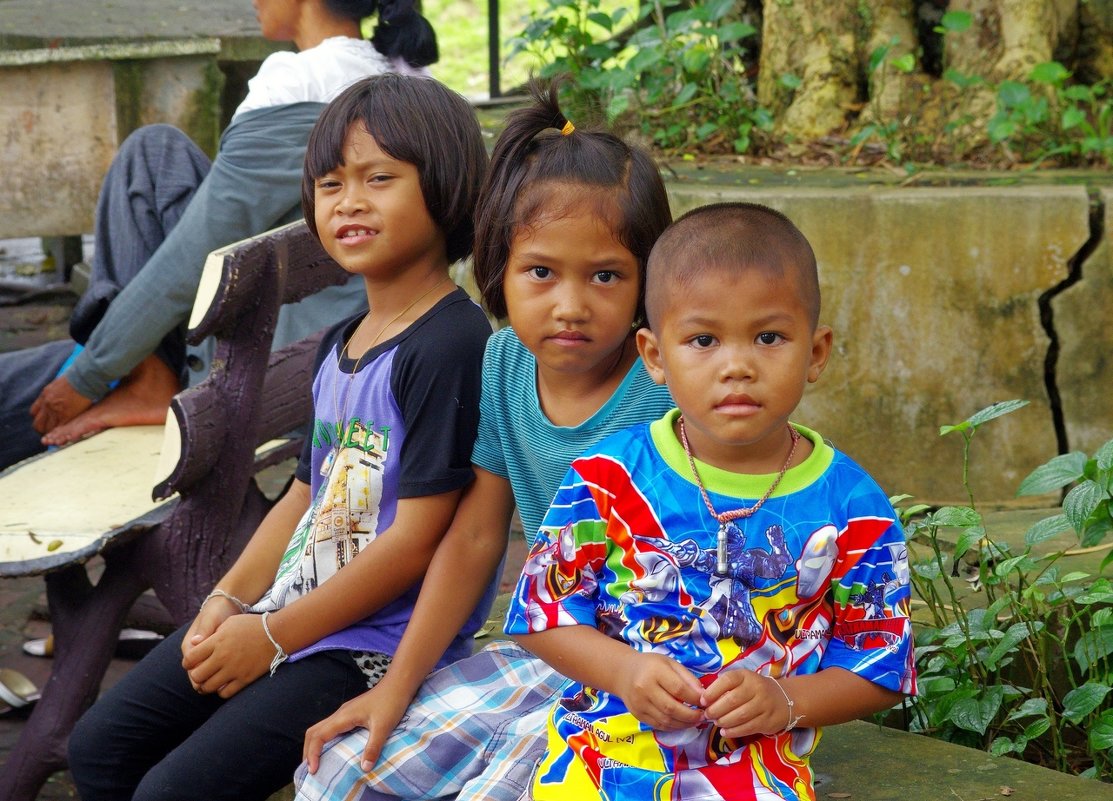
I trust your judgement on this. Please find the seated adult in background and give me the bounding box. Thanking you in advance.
[0,0,438,471]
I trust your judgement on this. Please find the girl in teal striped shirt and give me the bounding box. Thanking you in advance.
[296,80,675,801]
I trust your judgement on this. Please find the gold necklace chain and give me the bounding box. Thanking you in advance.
[677,415,800,575]
[332,276,450,430]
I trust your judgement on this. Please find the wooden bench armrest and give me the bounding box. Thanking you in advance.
[153,332,323,498]
[152,220,348,499]
[188,220,349,343]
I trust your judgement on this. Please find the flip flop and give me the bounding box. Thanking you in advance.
[21,635,53,658]
[22,628,165,661]
[0,668,40,716]
[114,628,165,660]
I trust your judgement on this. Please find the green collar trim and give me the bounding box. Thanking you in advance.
[649,409,832,498]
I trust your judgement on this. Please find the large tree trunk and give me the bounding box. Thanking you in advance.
[753,0,1109,153]
[758,0,861,140]
[860,1,922,124]
[945,0,1079,81]
[1077,0,1113,82]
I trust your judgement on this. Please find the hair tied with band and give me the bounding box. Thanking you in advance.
[377,0,414,24]
[370,0,438,68]
[561,120,575,136]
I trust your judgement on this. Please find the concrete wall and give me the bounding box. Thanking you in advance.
[1056,187,1112,459]
[1,56,119,239]
[0,40,261,239]
[667,184,1102,505]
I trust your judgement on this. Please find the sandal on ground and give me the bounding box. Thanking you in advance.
[22,628,165,661]
[21,635,53,658]
[0,668,40,717]
[114,628,165,660]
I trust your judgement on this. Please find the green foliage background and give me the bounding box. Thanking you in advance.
[412,1,1111,169]
[419,0,551,96]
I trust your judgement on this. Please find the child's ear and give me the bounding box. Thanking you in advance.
[808,325,833,383]
[636,327,667,386]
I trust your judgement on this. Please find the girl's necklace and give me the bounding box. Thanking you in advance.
[331,276,450,434]
[677,416,800,576]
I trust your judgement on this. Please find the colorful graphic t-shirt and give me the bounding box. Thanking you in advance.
[505,410,917,801]
[254,288,490,667]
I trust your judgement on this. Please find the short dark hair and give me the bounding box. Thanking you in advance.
[302,74,488,265]
[645,202,821,329]
[473,79,672,322]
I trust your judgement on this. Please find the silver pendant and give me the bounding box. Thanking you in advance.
[320,446,337,476]
[716,523,729,576]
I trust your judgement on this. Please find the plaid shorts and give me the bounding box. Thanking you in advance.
[294,640,569,801]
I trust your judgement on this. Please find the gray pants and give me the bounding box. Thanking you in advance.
[0,124,210,470]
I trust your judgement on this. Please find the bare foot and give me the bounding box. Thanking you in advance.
[41,354,180,446]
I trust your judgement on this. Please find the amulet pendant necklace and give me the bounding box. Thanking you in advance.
[677,416,800,576]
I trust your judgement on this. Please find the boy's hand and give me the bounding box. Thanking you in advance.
[615,652,704,731]
[701,669,793,738]
[302,674,410,774]
[182,613,274,698]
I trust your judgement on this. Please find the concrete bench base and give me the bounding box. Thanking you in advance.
[816,718,1108,800]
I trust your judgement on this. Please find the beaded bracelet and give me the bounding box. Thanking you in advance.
[769,676,805,733]
[260,611,289,676]
[201,588,248,613]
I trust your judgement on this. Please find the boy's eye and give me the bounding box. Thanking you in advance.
[691,334,716,349]
[757,332,783,345]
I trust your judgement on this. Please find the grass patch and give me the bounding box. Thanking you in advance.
[420,0,539,98]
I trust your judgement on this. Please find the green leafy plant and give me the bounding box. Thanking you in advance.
[987,62,1113,166]
[509,0,771,154]
[1018,437,1113,564]
[895,401,1113,779]
[852,6,1111,168]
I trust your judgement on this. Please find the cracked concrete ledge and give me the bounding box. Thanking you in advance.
[666,184,1104,504]
[1056,187,1111,460]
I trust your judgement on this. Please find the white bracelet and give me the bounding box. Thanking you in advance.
[260,611,289,676]
[769,676,805,733]
[202,589,248,613]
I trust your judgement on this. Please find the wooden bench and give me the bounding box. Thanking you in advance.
[0,220,350,801]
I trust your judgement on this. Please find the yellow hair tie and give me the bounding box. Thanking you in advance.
[561,120,575,136]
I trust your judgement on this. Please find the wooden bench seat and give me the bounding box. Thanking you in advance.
[0,430,298,575]
[0,220,350,801]
[0,427,171,573]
